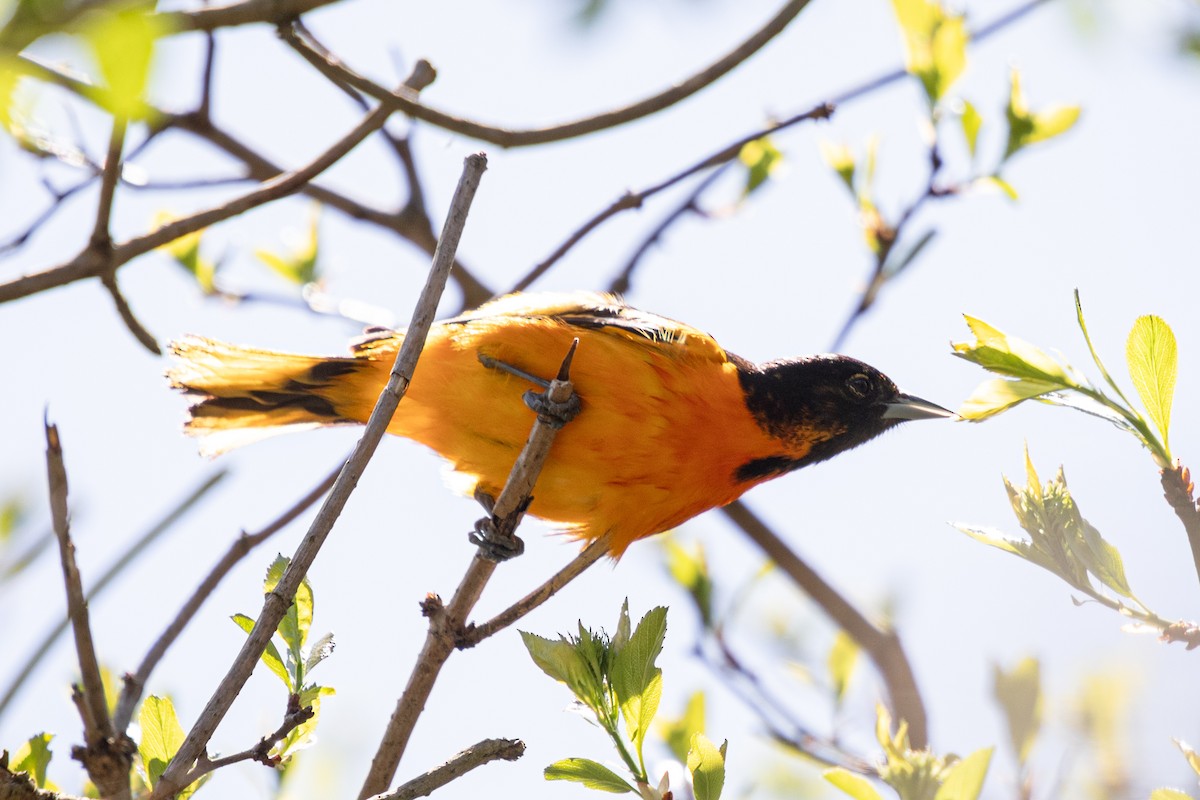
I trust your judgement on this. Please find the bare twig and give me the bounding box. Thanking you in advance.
[283,0,813,148]
[368,738,526,800]
[607,162,733,296]
[161,0,345,32]
[0,470,227,724]
[720,499,929,749]
[99,271,161,354]
[1160,464,1200,590]
[357,340,580,799]
[151,152,487,800]
[112,465,339,733]
[182,695,315,782]
[458,536,612,647]
[45,418,132,799]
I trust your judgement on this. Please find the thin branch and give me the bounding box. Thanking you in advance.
[0,93,395,305]
[99,271,161,354]
[368,738,526,800]
[90,116,126,250]
[282,0,813,148]
[607,162,732,296]
[151,152,487,800]
[182,695,315,782]
[161,0,345,32]
[357,341,580,799]
[458,536,611,647]
[720,499,929,749]
[44,417,132,799]
[511,102,834,293]
[112,465,339,733]
[0,470,227,724]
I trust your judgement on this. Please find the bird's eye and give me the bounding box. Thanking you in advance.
[846,373,873,400]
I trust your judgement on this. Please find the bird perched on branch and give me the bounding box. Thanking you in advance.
[169,291,952,556]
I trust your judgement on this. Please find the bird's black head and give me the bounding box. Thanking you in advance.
[733,354,952,483]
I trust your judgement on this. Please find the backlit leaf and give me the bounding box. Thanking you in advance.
[739,136,782,196]
[824,768,885,800]
[993,658,1041,764]
[1126,315,1177,453]
[232,612,291,690]
[827,630,860,705]
[544,758,634,793]
[960,99,982,159]
[934,747,992,800]
[10,732,53,789]
[659,690,705,764]
[81,6,167,120]
[687,733,726,800]
[138,696,184,789]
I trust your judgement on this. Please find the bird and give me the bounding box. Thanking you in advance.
[168,291,953,556]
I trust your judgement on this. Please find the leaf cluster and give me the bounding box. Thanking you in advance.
[522,601,726,800]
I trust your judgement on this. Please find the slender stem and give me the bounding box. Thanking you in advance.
[367,738,526,800]
[1159,464,1200,593]
[112,466,338,732]
[357,341,579,799]
[720,500,929,748]
[0,471,226,724]
[151,153,486,800]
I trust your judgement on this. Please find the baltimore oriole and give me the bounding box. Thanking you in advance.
[169,291,952,555]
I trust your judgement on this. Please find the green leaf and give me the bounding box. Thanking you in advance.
[659,691,705,764]
[933,747,992,800]
[993,658,1041,765]
[521,630,584,687]
[80,6,167,120]
[819,140,857,196]
[256,209,321,286]
[954,524,1028,557]
[1076,519,1134,599]
[1004,68,1080,160]
[0,54,19,135]
[154,212,216,293]
[687,734,726,800]
[956,377,1061,421]
[960,99,982,159]
[0,495,24,543]
[263,555,313,686]
[611,607,667,757]
[884,228,938,278]
[952,316,1076,386]
[10,733,53,789]
[664,539,713,627]
[1125,315,1177,453]
[739,136,782,196]
[827,630,860,706]
[138,696,185,789]
[1150,790,1194,800]
[232,613,291,691]
[544,758,635,793]
[824,768,885,800]
[891,0,968,106]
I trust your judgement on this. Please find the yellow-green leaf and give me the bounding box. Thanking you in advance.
[664,539,713,627]
[934,747,992,800]
[819,140,856,195]
[138,696,184,789]
[544,758,635,793]
[1027,105,1081,146]
[993,658,1041,764]
[891,0,968,106]
[80,7,167,120]
[10,733,54,790]
[827,630,860,705]
[739,136,782,196]
[824,768,885,800]
[960,99,982,159]
[1125,314,1177,453]
[232,612,291,690]
[687,733,726,800]
[1150,790,1193,800]
[952,315,1075,385]
[973,175,1019,201]
[956,378,1061,420]
[1004,68,1080,159]
[1175,739,1200,777]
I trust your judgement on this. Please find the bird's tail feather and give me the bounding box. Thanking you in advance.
[168,336,366,456]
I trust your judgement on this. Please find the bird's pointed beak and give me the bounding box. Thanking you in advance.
[882,392,958,421]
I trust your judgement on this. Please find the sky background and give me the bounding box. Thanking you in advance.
[3,0,1200,797]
